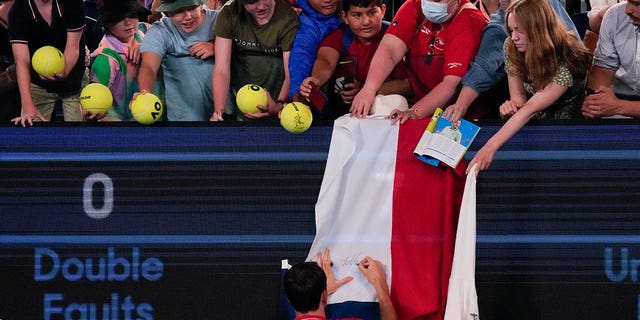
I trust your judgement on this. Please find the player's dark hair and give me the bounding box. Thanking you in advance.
[283,262,326,313]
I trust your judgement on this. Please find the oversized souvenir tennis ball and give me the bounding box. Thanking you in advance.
[280,102,313,134]
[236,84,268,114]
[131,93,163,125]
[80,83,113,113]
[31,46,65,77]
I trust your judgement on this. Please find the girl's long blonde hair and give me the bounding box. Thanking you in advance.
[505,0,591,90]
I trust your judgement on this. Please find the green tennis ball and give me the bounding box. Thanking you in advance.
[32,46,65,77]
[280,102,313,134]
[80,83,113,113]
[236,84,268,114]
[131,93,163,125]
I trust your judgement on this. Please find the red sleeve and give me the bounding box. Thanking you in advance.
[442,9,486,78]
[319,28,344,53]
[386,0,421,48]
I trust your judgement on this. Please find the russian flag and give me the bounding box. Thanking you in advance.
[307,116,466,319]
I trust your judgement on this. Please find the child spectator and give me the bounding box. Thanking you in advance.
[298,0,411,120]
[87,0,156,121]
[442,0,579,124]
[9,0,88,126]
[211,0,299,121]
[138,0,218,121]
[145,0,164,23]
[288,0,340,101]
[468,0,591,173]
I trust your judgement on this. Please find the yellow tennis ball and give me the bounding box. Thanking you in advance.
[280,102,313,134]
[80,83,113,113]
[31,46,65,77]
[236,84,268,114]
[131,93,163,125]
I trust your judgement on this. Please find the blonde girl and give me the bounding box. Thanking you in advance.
[468,0,591,173]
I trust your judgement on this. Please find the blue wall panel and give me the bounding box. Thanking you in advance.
[1,121,639,319]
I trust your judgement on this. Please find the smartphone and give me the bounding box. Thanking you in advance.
[343,76,354,85]
[585,87,596,95]
[334,76,355,94]
[308,82,327,111]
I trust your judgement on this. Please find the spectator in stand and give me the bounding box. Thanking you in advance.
[211,0,299,121]
[288,0,340,101]
[582,1,640,119]
[204,0,227,10]
[588,0,620,33]
[283,249,397,320]
[138,0,218,121]
[442,0,579,124]
[9,0,88,126]
[468,0,591,173]
[0,0,20,122]
[351,0,487,120]
[298,0,411,120]
[145,0,164,22]
[86,0,158,121]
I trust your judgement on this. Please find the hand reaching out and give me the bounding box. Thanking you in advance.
[357,256,389,293]
[189,41,215,60]
[245,89,283,119]
[124,40,141,64]
[12,104,47,127]
[317,248,353,295]
[340,80,361,105]
[350,85,376,118]
[300,76,320,98]
[443,102,467,124]
[581,86,621,118]
[499,100,521,119]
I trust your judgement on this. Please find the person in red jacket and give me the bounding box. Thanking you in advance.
[351,0,486,120]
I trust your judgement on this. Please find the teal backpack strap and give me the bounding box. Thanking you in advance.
[340,24,354,56]
[99,48,127,78]
[91,47,127,92]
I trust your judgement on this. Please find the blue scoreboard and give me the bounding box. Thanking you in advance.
[1,121,639,319]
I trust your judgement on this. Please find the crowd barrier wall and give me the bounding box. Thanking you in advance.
[1,120,639,319]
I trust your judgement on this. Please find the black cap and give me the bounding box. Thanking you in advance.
[96,0,151,27]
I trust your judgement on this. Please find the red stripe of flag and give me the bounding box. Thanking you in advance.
[391,119,466,319]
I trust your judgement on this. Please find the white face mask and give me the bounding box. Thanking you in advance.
[421,0,458,24]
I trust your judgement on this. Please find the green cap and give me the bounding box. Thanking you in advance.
[155,0,206,12]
